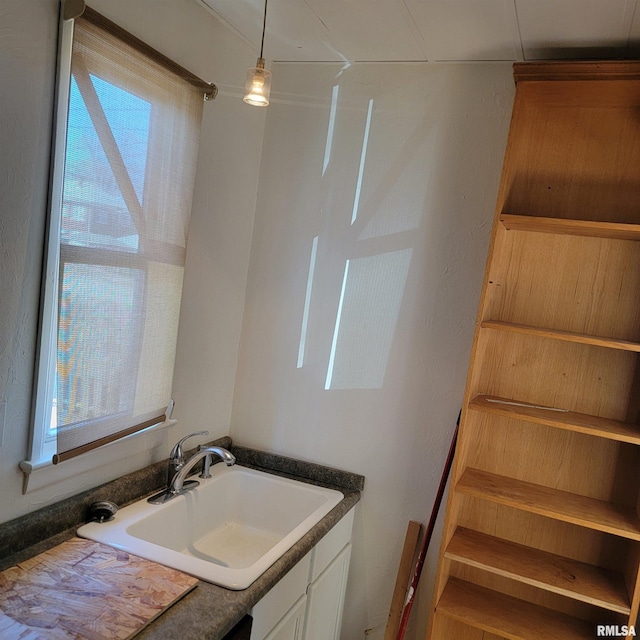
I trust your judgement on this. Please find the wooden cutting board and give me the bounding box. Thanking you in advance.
[0,537,198,640]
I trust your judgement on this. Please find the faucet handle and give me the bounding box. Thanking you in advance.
[169,431,209,466]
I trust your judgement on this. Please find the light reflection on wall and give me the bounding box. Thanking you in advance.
[293,80,436,392]
[322,86,339,176]
[351,98,374,225]
[324,248,413,390]
[356,167,427,241]
[297,235,319,369]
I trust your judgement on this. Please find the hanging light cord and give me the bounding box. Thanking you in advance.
[260,0,268,59]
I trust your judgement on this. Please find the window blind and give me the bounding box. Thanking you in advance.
[52,11,204,463]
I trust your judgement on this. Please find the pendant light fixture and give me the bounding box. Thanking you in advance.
[243,0,271,106]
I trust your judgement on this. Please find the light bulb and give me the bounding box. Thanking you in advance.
[243,58,271,107]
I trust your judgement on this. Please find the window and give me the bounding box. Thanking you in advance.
[22,5,213,485]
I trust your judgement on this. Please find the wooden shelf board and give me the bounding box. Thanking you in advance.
[469,395,640,445]
[456,468,640,541]
[437,577,595,640]
[481,320,640,352]
[445,527,631,614]
[500,214,640,241]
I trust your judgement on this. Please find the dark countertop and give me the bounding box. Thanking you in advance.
[0,439,364,640]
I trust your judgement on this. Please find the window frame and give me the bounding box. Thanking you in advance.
[26,13,74,472]
[19,5,208,491]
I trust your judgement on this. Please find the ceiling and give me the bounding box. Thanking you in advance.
[197,0,640,63]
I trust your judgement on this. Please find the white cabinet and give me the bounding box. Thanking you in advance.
[250,509,354,640]
[302,543,351,640]
[264,596,307,640]
[251,555,311,640]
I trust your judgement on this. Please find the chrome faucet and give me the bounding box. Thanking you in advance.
[167,431,209,489]
[169,446,236,494]
[148,443,235,504]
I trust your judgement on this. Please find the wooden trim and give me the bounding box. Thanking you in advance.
[384,521,422,640]
[514,60,640,83]
[81,6,216,99]
[52,413,165,464]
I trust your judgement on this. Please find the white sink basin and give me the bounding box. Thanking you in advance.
[77,464,343,589]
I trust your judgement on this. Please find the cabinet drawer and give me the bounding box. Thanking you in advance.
[309,508,354,583]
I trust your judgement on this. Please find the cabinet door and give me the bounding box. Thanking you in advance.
[264,595,307,640]
[250,553,310,640]
[303,543,351,640]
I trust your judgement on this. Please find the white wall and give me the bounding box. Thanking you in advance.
[0,0,262,522]
[0,0,57,513]
[230,62,514,639]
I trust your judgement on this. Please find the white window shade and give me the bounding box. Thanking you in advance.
[40,11,204,464]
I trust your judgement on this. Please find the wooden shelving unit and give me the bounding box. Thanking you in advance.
[426,61,640,639]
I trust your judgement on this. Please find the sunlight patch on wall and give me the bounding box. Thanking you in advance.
[322,85,340,176]
[297,236,319,368]
[356,120,436,241]
[351,99,374,225]
[325,248,413,390]
[325,259,350,389]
